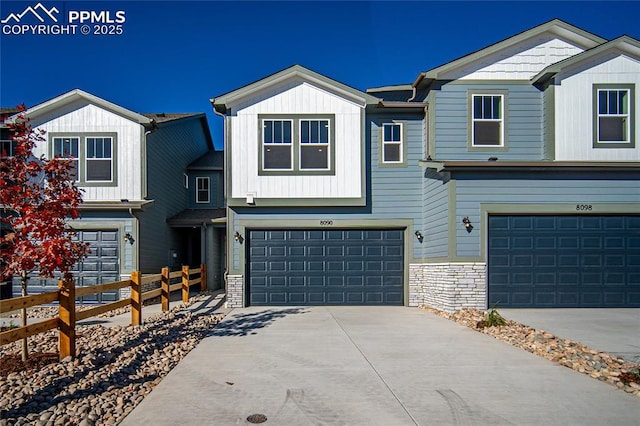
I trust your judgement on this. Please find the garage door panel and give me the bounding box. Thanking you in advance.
[248,228,404,306]
[489,215,640,308]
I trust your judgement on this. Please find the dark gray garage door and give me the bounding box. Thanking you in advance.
[488,215,640,308]
[14,229,120,302]
[248,229,404,306]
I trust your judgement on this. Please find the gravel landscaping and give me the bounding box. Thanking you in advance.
[420,305,640,398]
[0,293,224,426]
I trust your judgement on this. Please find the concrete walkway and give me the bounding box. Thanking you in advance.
[121,307,640,426]
[501,308,640,362]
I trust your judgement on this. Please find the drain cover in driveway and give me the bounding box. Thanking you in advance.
[246,414,267,423]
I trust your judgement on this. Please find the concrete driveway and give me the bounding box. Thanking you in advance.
[121,307,640,426]
[500,309,640,362]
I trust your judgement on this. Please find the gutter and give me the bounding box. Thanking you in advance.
[419,160,640,172]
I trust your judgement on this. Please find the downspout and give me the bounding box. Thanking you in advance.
[424,104,430,160]
[212,102,229,297]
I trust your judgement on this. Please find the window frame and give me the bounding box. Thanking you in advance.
[1,139,17,158]
[468,90,508,151]
[258,114,335,176]
[85,136,114,183]
[380,122,406,166]
[261,118,293,171]
[195,176,210,204]
[52,136,80,180]
[593,84,635,149]
[299,119,331,171]
[48,132,118,186]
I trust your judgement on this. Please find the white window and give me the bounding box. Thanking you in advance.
[196,177,210,204]
[53,137,79,179]
[472,94,504,146]
[300,119,329,170]
[262,119,292,170]
[85,137,113,181]
[0,140,16,158]
[596,87,633,145]
[382,123,403,163]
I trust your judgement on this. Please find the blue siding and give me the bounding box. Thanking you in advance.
[434,83,543,160]
[423,171,449,258]
[139,118,212,272]
[455,175,640,257]
[188,171,224,209]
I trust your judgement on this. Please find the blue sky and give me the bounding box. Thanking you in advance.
[1,1,639,149]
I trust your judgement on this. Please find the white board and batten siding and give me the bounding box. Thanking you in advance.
[33,103,144,201]
[444,37,584,80]
[229,81,363,200]
[554,55,640,161]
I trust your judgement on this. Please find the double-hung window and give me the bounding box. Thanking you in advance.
[86,137,113,181]
[53,137,79,179]
[196,177,210,203]
[259,115,334,175]
[0,140,17,158]
[263,120,293,170]
[382,123,403,164]
[300,119,329,169]
[471,93,506,147]
[49,133,117,185]
[594,84,635,148]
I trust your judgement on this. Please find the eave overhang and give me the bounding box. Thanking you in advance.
[78,200,154,211]
[419,160,640,172]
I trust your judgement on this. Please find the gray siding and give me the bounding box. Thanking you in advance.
[542,84,555,160]
[422,170,449,258]
[434,83,543,160]
[454,174,640,257]
[139,118,211,272]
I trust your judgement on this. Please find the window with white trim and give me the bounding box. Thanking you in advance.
[594,85,635,147]
[382,123,403,163]
[85,137,113,181]
[196,177,210,204]
[472,94,504,146]
[300,119,329,169]
[0,140,16,158]
[53,137,79,179]
[262,119,292,170]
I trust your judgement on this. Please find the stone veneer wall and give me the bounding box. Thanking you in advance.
[226,275,244,307]
[409,263,487,312]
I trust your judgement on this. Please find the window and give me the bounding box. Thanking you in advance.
[471,93,505,147]
[184,173,189,189]
[85,137,112,181]
[263,120,292,170]
[594,84,635,148]
[0,140,16,158]
[259,115,335,175]
[49,133,117,185]
[196,177,210,203]
[382,123,403,163]
[53,137,79,179]
[300,119,329,169]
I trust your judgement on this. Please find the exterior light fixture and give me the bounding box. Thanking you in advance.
[123,232,135,245]
[234,231,244,244]
[414,230,423,243]
[462,217,473,233]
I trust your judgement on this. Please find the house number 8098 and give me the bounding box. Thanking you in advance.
[576,204,593,211]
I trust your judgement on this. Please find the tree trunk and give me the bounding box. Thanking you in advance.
[21,270,28,362]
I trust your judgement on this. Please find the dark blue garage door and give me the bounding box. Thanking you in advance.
[248,229,404,306]
[488,215,640,308]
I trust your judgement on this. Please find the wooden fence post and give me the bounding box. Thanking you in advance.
[182,265,190,303]
[58,279,76,360]
[161,267,170,312]
[200,263,207,292]
[130,271,142,326]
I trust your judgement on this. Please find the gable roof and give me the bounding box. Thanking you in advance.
[142,112,202,124]
[413,19,606,88]
[188,150,223,170]
[212,64,380,113]
[531,35,640,84]
[19,89,153,126]
[143,112,214,150]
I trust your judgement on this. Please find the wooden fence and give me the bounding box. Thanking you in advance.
[0,264,207,360]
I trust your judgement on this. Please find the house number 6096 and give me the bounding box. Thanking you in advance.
[320,220,334,226]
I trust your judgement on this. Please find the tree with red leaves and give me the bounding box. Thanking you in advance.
[0,106,89,360]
